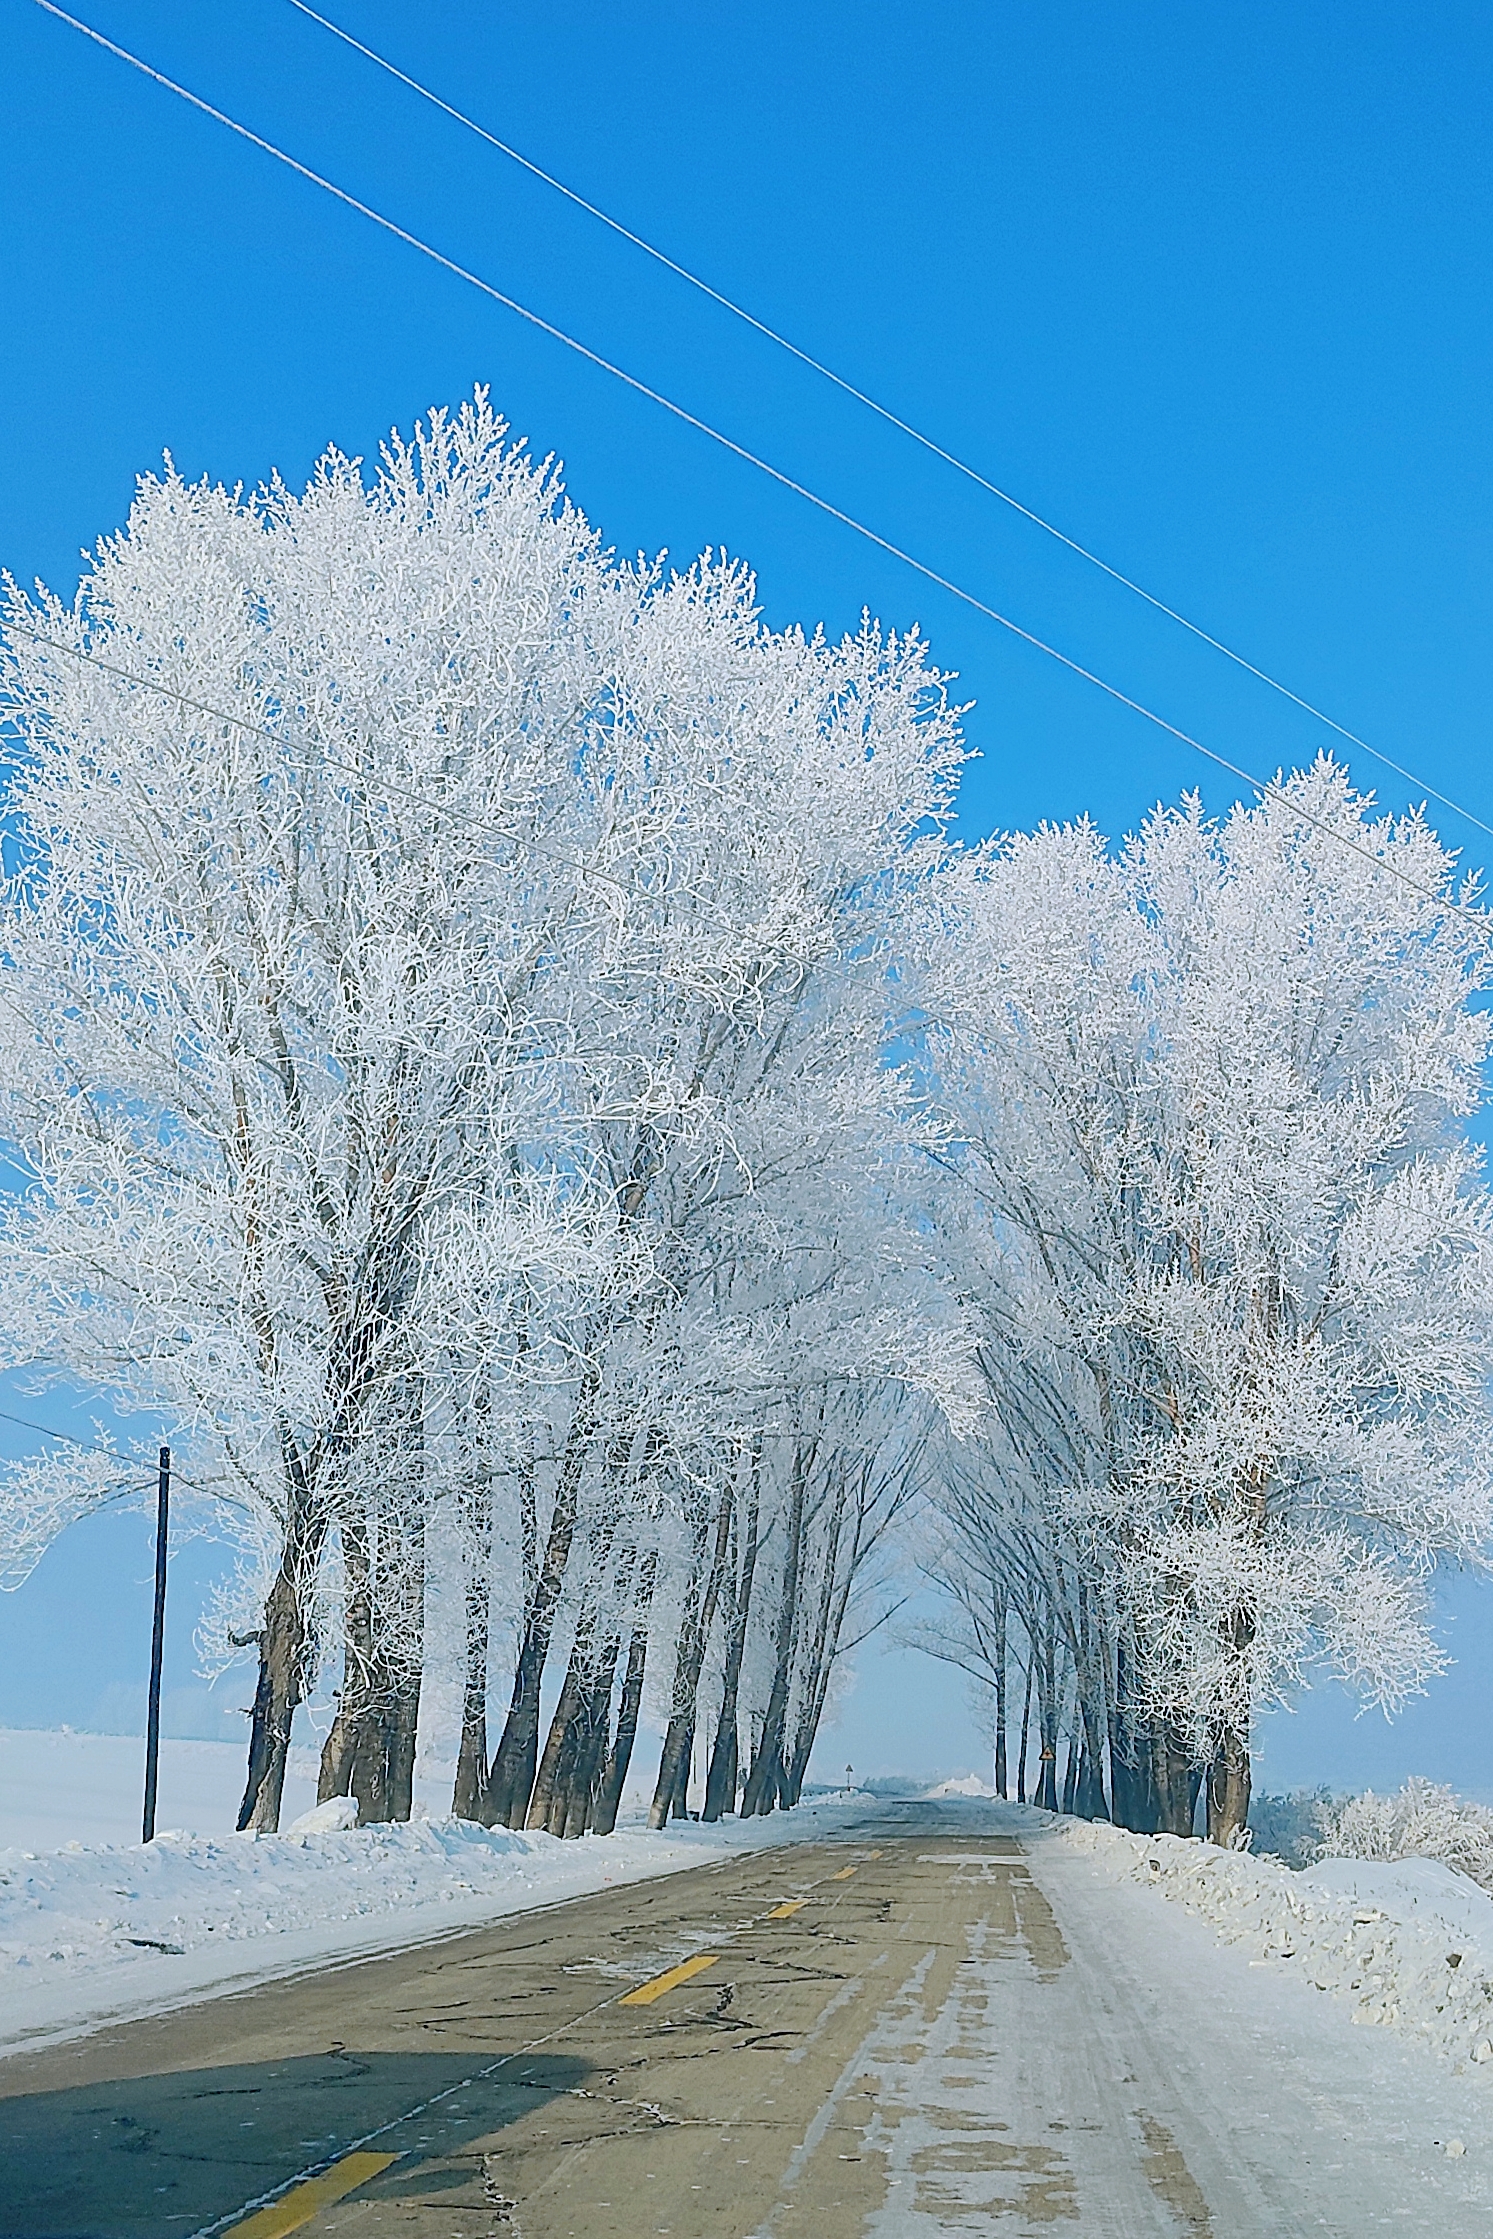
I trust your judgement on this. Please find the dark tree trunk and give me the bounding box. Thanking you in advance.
[992,1594,1009,1798]
[1072,1667,1111,1822]
[316,1396,427,1826]
[1033,1622,1060,1811]
[318,1516,374,1807]
[740,1453,807,1818]
[1061,1724,1079,1815]
[1015,1645,1033,1805]
[528,1644,588,1832]
[1207,1603,1255,1845]
[703,1471,759,1822]
[237,1494,324,1834]
[1151,1722,1201,1837]
[782,1470,863,1812]
[648,1474,736,1830]
[484,1362,602,1829]
[558,1629,624,1838]
[386,1671,420,1822]
[1206,1726,1251,1847]
[1109,1716,1159,1833]
[452,1475,494,1821]
[592,1551,657,1836]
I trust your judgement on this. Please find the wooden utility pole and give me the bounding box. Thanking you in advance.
[141,1445,170,1844]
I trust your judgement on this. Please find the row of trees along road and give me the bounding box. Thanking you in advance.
[2,395,1491,1841]
[915,793,1493,1843]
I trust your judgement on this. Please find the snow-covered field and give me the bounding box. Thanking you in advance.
[1056,1810,1493,2074]
[0,1726,454,1854]
[0,1728,872,2061]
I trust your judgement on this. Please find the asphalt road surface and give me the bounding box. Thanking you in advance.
[1,1798,1488,2238]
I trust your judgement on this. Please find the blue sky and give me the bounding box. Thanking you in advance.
[3,0,1492,1791]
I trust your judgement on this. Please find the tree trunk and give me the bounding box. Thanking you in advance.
[484,1361,602,1828]
[703,1470,759,1821]
[1072,1668,1111,1821]
[1206,1726,1251,1846]
[1060,1723,1079,1815]
[1033,1621,1060,1811]
[559,1629,625,1838]
[992,1593,1009,1798]
[237,1497,324,1834]
[452,1474,494,1821]
[1206,1602,1256,1845]
[1109,1636,1158,1834]
[1015,1644,1033,1805]
[782,1473,859,1811]
[531,1449,635,1832]
[649,1475,736,1829]
[316,1397,426,1826]
[318,1515,373,1806]
[592,1551,657,1836]
[528,1650,587,1832]
[1151,1723,1200,1837]
[740,1451,807,1818]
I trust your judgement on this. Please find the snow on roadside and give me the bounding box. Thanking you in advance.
[1055,1813,1493,2072]
[0,1791,878,2061]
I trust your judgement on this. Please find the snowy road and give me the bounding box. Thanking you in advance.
[2,1799,1490,2236]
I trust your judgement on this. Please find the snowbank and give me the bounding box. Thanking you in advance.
[924,1774,998,1798]
[0,1790,878,2060]
[1056,1814,1493,2071]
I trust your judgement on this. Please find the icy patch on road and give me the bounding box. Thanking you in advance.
[1055,1814,1493,2072]
[0,1792,879,2061]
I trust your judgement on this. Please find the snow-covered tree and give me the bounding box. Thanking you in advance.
[923,764,1493,1842]
[0,393,969,1832]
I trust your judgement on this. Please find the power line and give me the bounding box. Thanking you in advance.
[19,0,1490,929]
[287,0,1493,850]
[0,1399,139,1460]
[7,516,1472,932]
[0,1399,178,1502]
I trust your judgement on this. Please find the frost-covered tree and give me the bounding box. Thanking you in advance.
[0,393,969,1832]
[923,764,1493,1842]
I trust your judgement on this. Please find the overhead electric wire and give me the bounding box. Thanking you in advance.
[285,0,1493,848]
[20,0,1491,929]
[0,1400,201,1499]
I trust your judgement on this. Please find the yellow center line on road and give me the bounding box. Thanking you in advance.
[765,1899,808,1918]
[830,1866,857,1880]
[618,1953,720,2005]
[218,2152,399,2238]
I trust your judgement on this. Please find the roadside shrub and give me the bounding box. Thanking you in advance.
[1317,1777,1493,1889]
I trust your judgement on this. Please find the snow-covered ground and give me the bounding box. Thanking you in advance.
[0,1728,873,2062]
[1056,1809,1493,2073]
[0,1726,466,1854]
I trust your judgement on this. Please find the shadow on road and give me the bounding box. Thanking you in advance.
[0,2041,591,2238]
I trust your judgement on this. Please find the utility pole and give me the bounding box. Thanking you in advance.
[141,1445,170,1844]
